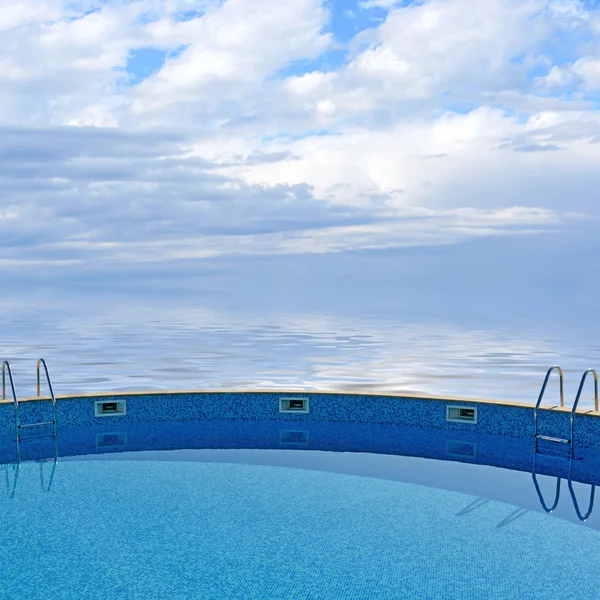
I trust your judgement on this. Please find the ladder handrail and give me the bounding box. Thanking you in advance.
[567,456,596,521]
[1,361,18,404]
[532,458,596,519]
[36,358,56,403]
[570,369,598,456]
[531,450,562,512]
[36,358,57,438]
[39,448,58,493]
[532,473,561,513]
[571,369,599,414]
[1,361,20,440]
[2,463,19,499]
[568,462,595,522]
[534,366,564,440]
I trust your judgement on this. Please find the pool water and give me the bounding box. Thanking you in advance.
[2,440,600,599]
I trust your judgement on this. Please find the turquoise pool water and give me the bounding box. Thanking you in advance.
[2,457,599,599]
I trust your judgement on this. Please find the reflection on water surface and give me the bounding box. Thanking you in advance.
[1,297,599,406]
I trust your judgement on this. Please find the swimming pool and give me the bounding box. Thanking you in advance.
[1,385,600,599]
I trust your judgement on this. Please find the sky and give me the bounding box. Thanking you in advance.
[1,0,600,325]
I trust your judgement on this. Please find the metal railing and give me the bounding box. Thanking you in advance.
[34,358,57,439]
[531,447,597,521]
[534,367,599,457]
[570,369,598,456]
[568,478,595,522]
[532,367,598,520]
[532,473,561,513]
[1,447,58,498]
[534,366,565,444]
[1,361,20,440]
[532,466,595,521]
[2,359,58,443]
[1,463,19,499]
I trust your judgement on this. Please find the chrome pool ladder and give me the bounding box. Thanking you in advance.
[534,366,599,458]
[34,358,58,440]
[532,453,595,522]
[1,359,58,441]
[1,360,20,441]
[1,445,58,498]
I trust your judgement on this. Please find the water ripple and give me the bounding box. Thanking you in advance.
[1,300,598,407]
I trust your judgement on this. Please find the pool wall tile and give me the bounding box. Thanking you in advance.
[0,391,598,449]
[2,418,599,486]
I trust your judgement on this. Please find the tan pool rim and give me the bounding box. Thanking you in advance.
[1,388,598,416]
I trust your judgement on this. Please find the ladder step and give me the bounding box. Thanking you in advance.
[536,434,571,444]
[19,421,55,428]
[18,435,56,444]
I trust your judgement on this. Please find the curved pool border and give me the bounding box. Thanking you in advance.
[2,390,600,493]
[2,388,599,446]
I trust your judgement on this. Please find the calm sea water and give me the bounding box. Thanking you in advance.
[1,293,599,407]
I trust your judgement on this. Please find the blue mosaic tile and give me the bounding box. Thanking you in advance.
[2,416,600,487]
[0,391,598,450]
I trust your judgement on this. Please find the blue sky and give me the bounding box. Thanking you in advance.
[1,0,600,324]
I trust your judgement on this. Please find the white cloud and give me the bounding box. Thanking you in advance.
[285,71,337,96]
[228,107,600,217]
[128,0,332,115]
[534,2,600,90]
[359,0,400,9]
[16,205,568,267]
[573,57,600,88]
[538,57,600,89]
[0,2,61,31]
[342,0,552,99]
[539,64,576,87]
[546,0,590,25]
[1,0,600,272]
